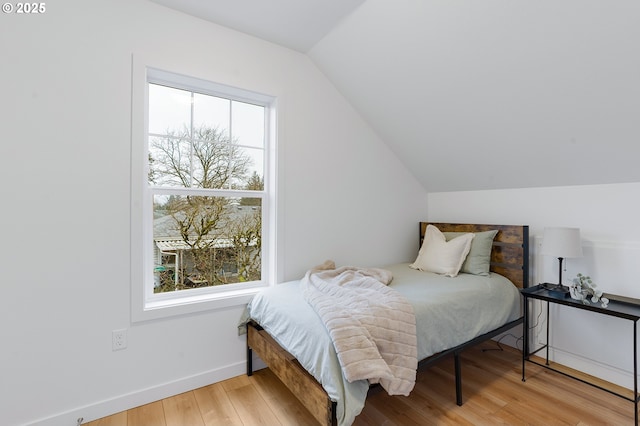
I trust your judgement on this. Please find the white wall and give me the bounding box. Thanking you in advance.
[428,182,640,388]
[0,1,426,424]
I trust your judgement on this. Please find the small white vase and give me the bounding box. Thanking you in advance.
[569,286,587,302]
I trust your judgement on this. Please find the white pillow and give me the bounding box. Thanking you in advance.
[410,225,475,277]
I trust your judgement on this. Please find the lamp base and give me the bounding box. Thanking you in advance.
[542,283,570,298]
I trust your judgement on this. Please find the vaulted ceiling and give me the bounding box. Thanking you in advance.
[149,0,640,192]
[148,0,366,52]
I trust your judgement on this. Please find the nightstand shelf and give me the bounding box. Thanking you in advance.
[521,284,640,425]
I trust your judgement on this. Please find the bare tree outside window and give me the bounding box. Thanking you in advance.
[148,88,265,293]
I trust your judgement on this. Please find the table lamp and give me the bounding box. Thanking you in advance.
[540,227,583,296]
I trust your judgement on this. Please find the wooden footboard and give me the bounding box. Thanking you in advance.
[246,321,337,426]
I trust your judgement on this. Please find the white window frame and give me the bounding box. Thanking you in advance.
[131,60,277,322]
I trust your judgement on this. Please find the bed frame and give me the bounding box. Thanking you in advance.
[246,222,529,426]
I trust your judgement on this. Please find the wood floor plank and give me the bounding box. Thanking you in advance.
[192,382,243,426]
[127,400,166,426]
[85,411,127,426]
[363,391,436,426]
[225,381,283,425]
[220,374,252,392]
[162,391,204,426]
[250,367,319,426]
[385,379,463,426]
[351,405,394,426]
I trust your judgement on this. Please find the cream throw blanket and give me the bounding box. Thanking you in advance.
[301,260,417,396]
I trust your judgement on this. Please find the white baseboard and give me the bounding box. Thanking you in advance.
[25,361,250,426]
[549,347,634,390]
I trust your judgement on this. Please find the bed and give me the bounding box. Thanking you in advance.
[244,222,529,426]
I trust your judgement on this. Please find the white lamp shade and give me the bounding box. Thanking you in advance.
[540,227,583,258]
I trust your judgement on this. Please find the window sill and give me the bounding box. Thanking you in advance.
[132,286,263,323]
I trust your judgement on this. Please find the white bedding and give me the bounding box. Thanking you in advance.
[245,263,521,426]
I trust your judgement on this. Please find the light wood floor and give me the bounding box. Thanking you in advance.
[86,344,635,425]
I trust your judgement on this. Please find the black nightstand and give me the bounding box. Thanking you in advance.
[522,284,640,425]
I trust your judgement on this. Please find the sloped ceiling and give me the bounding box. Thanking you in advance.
[148,0,366,53]
[149,0,640,192]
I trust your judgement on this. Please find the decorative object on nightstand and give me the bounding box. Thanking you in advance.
[570,273,609,307]
[540,227,583,297]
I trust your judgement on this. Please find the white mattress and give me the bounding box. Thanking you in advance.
[245,263,521,426]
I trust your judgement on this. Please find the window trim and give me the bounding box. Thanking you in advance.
[131,58,277,322]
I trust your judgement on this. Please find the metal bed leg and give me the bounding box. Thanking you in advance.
[246,323,253,376]
[455,352,462,406]
[522,296,528,382]
[634,321,638,426]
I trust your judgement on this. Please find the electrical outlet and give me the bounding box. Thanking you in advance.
[112,329,127,351]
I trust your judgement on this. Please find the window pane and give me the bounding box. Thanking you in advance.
[148,135,192,187]
[235,147,263,190]
[149,132,255,189]
[193,93,230,140]
[149,84,191,135]
[148,84,266,190]
[232,101,264,148]
[153,195,262,293]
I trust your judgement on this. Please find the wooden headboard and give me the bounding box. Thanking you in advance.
[420,222,530,289]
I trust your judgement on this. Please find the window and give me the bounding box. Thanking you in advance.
[132,65,276,320]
